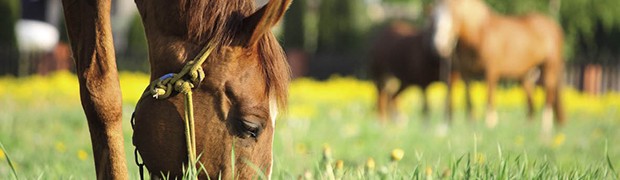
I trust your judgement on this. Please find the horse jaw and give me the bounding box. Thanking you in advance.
[432,2,457,58]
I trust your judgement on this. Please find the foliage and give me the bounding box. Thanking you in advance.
[283,0,620,68]
[117,14,149,72]
[0,0,20,76]
[282,0,306,50]
[0,72,619,179]
[316,0,370,53]
[559,0,620,63]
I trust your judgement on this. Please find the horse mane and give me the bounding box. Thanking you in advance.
[180,0,290,108]
[258,34,290,108]
[180,0,252,46]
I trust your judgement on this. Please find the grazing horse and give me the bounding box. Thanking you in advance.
[371,21,443,123]
[431,0,565,133]
[62,0,291,179]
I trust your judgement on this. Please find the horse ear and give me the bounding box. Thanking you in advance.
[242,0,291,47]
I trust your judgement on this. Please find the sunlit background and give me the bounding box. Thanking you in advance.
[0,0,619,179]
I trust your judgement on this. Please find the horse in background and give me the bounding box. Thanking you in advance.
[431,0,565,135]
[371,21,444,123]
[62,0,291,178]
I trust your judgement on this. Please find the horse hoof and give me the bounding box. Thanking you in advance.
[435,123,450,137]
[485,110,498,128]
[542,105,554,134]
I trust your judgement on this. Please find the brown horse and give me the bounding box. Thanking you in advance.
[62,0,291,179]
[431,0,565,134]
[371,21,443,123]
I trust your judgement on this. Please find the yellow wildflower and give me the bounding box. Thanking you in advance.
[425,166,433,179]
[366,158,376,171]
[475,153,485,164]
[515,135,524,147]
[322,144,332,161]
[391,148,404,162]
[295,143,307,155]
[0,148,5,160]
[77,150,89,161]
[55,142,66,153]
[335,160,344,170]
[552,133,566,148]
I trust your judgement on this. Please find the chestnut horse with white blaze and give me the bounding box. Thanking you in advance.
[62,0,291,179]
[431,0,565,134]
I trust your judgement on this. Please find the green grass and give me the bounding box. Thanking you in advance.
[1,80,619,179]
[272,97,620,179]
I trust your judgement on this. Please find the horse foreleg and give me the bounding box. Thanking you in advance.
[485,73,499,128]
[62,0,128,179]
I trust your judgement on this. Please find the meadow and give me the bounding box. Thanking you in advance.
[0,71,619,179]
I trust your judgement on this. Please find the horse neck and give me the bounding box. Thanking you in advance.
[455,2,491,47]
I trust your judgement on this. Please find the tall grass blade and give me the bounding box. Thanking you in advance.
[231,140,236,180]
[605,139,618,178]
[241,158,268,180]
[0,142,18,180]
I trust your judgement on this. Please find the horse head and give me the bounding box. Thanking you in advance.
[132,0,290,179]
[431,0,490,58]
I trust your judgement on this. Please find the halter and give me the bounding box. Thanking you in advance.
[131,41,216,180]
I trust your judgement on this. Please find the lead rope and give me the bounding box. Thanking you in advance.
[130,113,145,180]
[132,42,216,179]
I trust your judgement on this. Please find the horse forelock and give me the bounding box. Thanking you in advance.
[259,33,291,112]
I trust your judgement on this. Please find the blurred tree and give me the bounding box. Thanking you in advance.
[559,0,620,64]
[117,13,149,72]
[283,0,306,51]
[316,0,369,53]
[308,0,371,79]
[486,0,548,15]
[0,0,20,76]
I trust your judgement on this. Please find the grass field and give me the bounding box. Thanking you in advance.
[0,72,619,179]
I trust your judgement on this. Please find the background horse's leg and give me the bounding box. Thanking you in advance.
[464,78,474,122]
[485,73,499,128]
[542,60,565,137]
[445,75,454,124]
[389,84,406,123]
[377,85,389,122]
[62,0,128,179]
[522,71,538,122]
[421,89,429,125]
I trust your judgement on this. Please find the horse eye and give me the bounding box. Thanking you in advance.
[242,120,261,138]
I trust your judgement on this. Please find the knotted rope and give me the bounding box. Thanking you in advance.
[133,42,216,179]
